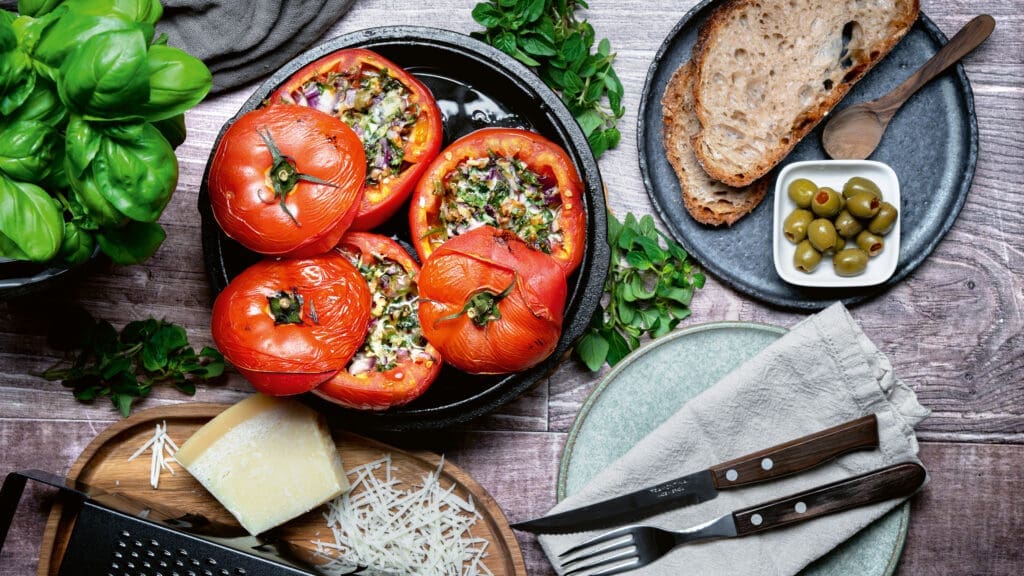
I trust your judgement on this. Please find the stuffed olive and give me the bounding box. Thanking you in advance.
[782,175,898,277]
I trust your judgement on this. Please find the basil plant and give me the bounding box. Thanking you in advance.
[0,0,211,266]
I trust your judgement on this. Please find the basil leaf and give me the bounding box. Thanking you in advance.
[0,17,35,114]
[0,119,58,183]
[91,121,177,222]
[151,113,186,149]
[61,0,163,25]
[58,220,96,265]
[0,173,63,262]
[33,9,144,70]
[139,44,211,122]
[17,0,65,17]
[95,219,165,264]
[64,114,102,177]
[5,77,65,127]
[58,28,150,118]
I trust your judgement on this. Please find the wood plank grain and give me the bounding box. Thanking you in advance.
[1,0,1022,574]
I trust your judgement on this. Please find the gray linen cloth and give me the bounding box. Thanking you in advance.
[540,302,929,575]
[156,0,356,94]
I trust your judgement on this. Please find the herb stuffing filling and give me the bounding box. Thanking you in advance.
[286,65,419,187]
[340,249,431,375]
[437,153,563,254]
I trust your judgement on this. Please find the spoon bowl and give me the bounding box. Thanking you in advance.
[823,14,994,160]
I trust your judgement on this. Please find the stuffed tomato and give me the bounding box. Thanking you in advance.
[272,48,443,230]
[410,128,586,274]
[417,225,567,374]
[211,253,372,396]
[313,232,442,410]
[208,104,366,257]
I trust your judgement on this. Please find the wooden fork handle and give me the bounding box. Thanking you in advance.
[732,462,926,537]
[709,414,879,489]
[874,14,995,119]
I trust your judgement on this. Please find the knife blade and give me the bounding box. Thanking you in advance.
[513,414,879,534]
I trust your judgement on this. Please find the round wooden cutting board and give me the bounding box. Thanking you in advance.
[38,403,526,575]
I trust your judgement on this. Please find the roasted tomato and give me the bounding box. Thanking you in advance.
[208,104,366,258]
[313,232,442,410]
[417,225,567,374]
[211,253,372,396]
[410,128,586,274]
[272,48,443,230]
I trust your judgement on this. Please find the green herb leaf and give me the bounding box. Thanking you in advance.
[471,0,623,158]
[471,3,503,27]
[575,330,610,371]
[574,212,705,370]
[34,308,224,417]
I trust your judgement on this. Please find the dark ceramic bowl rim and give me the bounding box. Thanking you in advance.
[636,2,979,310]
[198,26,610,431]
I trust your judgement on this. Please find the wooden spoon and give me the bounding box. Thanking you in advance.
[822,14,995,160]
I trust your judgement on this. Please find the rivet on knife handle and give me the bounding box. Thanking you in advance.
[731,462,926,536]
[709,414,879,489]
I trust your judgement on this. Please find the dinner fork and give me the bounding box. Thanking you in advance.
[558,462,925,576]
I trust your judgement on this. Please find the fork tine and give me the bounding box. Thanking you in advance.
[558,526,636,559]
[563,555,642,576]
[561,539,636,570]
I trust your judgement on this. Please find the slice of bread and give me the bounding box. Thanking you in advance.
[690,0,919,187]
[662,61,768,226]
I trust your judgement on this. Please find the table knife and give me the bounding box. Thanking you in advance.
[513,414,879,534]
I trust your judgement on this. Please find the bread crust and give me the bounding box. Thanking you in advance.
[662,61,768,226]
[689,0,920,187]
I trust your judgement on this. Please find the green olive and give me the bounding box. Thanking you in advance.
[846,191,882,219]
[856,231,885,257]
[788,178,818,208]
[793,240,822,273]
[783,209,814,243]
[868,202,898,235]
[807,218,838,252]
[810,187,843,218]
[834,210,864,238]
[842,176,882,199]
[834,236,846,251]
[832,248,869,276]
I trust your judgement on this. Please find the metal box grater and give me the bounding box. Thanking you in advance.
[57,502,311,576]
[1,470,318,576]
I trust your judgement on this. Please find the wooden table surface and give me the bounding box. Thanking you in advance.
[1,1,1021,574]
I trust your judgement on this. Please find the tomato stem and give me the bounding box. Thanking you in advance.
[257,127,339,226]
[436,275,516,328]
[268,288,306,325]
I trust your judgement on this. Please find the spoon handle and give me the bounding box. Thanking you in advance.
[873,14,995,119]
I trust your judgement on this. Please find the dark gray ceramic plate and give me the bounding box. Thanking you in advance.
[638,2,978,310]
[198,27,609,431]
[559,322,910,575]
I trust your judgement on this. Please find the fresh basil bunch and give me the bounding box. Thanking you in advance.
[0,0,211,266]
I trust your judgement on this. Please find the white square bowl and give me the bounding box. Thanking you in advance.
[773,160,901,288]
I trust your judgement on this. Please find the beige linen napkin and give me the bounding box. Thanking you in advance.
[539,302,929,575]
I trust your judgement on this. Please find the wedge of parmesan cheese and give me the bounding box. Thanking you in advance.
[175,394,349,535]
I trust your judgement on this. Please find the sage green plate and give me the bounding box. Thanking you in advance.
[558,321,909,575]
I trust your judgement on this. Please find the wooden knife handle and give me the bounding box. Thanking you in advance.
[731,462,926,536]
[709,414,879,489]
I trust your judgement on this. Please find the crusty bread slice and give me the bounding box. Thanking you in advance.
[690,0,919,187]
[662,61,768,226]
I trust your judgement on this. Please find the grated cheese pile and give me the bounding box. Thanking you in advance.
[128,420,178,489]
[312,454,494,576]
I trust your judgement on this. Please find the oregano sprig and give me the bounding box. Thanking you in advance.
[575,213,706,371]
[36,308,225,417]
[471,0,625,157]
